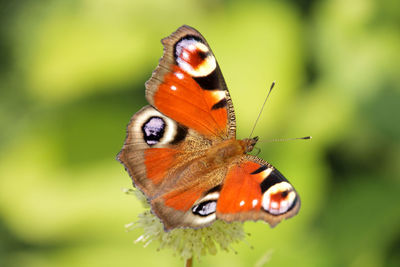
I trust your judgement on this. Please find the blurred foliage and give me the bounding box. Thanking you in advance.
[0,0,399,266]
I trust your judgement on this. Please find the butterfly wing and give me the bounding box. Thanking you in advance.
[118,105,228,230]
[150,168,226,230]
[118,26,238,230]
[145,25,236,139]
[148,154,301,230]
[118,105,211,197]
[119,26,300,231]
[216,155,301,227]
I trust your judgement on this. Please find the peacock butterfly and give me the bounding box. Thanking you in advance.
[117,25,300,231]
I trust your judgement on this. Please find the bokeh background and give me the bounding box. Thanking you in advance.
[1,0,399,266]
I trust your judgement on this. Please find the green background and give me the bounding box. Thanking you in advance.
[1,0,399,266]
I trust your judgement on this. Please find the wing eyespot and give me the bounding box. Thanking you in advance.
[134,106,187,147]
[174,36,216,77]
[261,182,297,215]
[190,191,220,226]
[192,200,217,217]
[141,116,166,146]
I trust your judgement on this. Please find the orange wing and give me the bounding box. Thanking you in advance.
[216,156,301,227]
[144,148,180,186]
[145,25,236,139]
[154,65,228,137]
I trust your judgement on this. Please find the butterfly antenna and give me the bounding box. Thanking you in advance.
[249,81,275,139]
[259,136,312,143]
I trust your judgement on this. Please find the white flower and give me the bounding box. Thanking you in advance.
[123,188,247,261]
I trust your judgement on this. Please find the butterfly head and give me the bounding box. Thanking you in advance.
[242,136,259,153]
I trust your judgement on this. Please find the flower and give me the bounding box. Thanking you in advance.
[123,188,247,261]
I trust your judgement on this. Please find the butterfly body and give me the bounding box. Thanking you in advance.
[118,25,300,231]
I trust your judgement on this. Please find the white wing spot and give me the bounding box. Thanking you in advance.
[212,90,226,101]
[170,85,177,91]
[196,42,209,53]
[188,44,196,51]
[252,199,258,208]
[175,72,184,80]
[260,168,273,178]
[182,51,189,60]
[239,200,245,207]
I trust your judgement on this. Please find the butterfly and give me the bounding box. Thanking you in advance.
[118,25,300,231]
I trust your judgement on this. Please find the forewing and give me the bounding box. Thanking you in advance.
[145,25,236,139]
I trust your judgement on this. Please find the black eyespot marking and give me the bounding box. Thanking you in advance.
[192,200,217,217]
[170,124,188,145]
[211,98,227,110]
[206,184,222,194]
[197,50,208,60]
[260,169,288,193]
[141,116,165,146]
[251,165,268,175]
[193,70,220,90]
